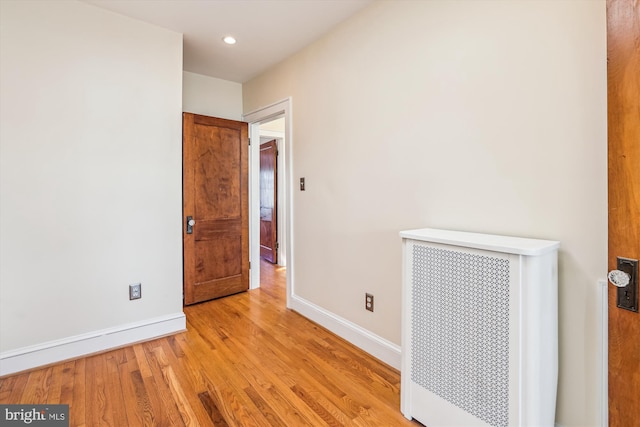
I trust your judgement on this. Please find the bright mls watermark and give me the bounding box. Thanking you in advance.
[1,405,68,426]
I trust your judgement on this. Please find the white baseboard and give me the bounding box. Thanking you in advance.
[289,294,401,370]
[0,312,186,376]
[599,279,608,427]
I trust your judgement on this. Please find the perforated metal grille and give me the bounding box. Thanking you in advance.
[411,244,510,427]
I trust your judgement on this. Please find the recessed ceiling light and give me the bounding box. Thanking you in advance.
[222,36,237,45]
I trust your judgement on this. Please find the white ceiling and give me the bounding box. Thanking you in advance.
[83,0,372,83]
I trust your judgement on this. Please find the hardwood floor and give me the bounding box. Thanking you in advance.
[0,260,419,426]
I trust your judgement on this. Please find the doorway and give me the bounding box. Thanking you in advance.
[244,98,293,309]
[259,138,279,264]
[258,118,285,266]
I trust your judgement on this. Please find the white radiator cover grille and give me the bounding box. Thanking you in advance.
[401,228,559,427]
[411,245,510,427]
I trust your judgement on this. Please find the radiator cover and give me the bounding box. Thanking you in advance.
[400,228,559,427]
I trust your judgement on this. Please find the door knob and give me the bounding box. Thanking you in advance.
[186,216,195,234]
[608,269,631,288]
[610,257,638,313]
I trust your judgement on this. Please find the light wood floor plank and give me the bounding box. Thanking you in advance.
[105,353,130,427]
[70,358,86,423]
[143,341,191,427]
[20,366,51,404]
[1,372,29,404]
[155,339,215,426]
[58,361,76,407]
[117,357,146,426]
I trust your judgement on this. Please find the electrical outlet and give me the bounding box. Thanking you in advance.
[129,283,141,300]
[365,293,374,312]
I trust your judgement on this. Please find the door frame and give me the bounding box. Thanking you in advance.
[244,98,294,308]
[606,1,639,425]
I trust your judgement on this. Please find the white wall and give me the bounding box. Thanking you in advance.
[243,1,607,426]
[0,0,184,366]
[183,71,242,120]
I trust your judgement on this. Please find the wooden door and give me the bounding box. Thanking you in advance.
[259,140,278,263]
[607,1,640,425]
[183,113,249,305]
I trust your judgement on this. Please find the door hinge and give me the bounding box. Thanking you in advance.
[249,261,251,270]
[276,242,280,250]
[248,137,251,146]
